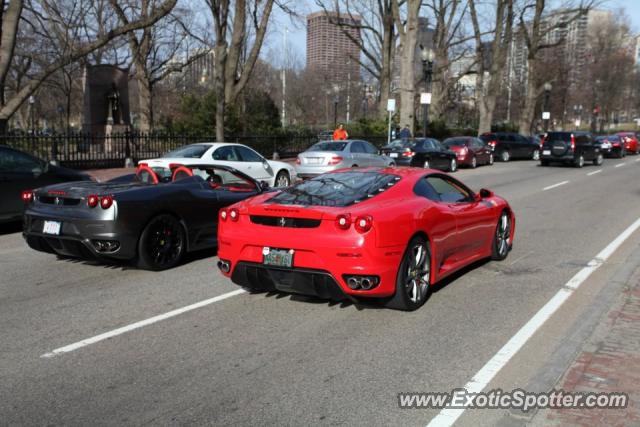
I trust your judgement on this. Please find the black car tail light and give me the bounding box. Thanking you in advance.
[21,190,34,204]
[570,134,576,151]
[87,194,99,208]
[100,195,114,209]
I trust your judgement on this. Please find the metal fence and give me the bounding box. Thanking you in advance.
[2,133,390,170]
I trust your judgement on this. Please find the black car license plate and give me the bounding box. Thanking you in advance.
[263,247,294,267]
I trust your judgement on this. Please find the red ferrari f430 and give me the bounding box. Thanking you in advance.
[217,168,515,310]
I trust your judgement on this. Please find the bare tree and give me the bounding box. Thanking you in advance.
[112,1,209,132]
[0,0,178,133]
[205,0,275,142]
[516,0,595,135]
[469,0,513,134]
[314,0,396,118]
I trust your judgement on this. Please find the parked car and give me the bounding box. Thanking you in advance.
[479,132,541,162]
[594,135,624,158]
[0,145,91,223]
[216,167,515,311]
[380,138,458,172]
[616,132,639,155]
[141,143,297,188]
[22,164,265,270]
[540,131,603,167]
[442,137,494,168]
[295,140,393,179]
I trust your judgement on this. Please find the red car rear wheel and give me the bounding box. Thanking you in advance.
[386,236,431,311]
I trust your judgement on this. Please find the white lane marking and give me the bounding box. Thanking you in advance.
[587,169,602,176]
[542,180,569,191]
[615,163,625,168]
[426,217,640,427]
[41,289,246,358]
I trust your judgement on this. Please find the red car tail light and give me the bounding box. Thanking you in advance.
[354,215,373,233]
[100,195,114,209]
[570,134,576,151]
[21,190,34,203]
[229,208,240,222]
[220,209,228,221]
[335,214,352,230]
[328,156,343,165]
[87,194,99,208]
[401,151,415,157]
[295,157,301,165]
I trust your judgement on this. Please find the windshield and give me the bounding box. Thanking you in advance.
[163,144,209,158]
[307,141,348,152]
[267,171,400,207]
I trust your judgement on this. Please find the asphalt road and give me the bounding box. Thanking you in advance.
[2,155,640,426]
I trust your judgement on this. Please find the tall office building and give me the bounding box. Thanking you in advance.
[306,11,362,82]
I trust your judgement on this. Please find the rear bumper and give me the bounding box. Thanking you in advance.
[231,262,350,301]
[217,221,404,299]
[22,213,137,260]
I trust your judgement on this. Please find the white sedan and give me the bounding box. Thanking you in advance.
[141,142,297,187]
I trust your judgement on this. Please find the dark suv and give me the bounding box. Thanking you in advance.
[540,132,603,168]
[479,132,540,162]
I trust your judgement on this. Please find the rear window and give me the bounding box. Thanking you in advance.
[163,144,209,158]
[307,142,348,152]
[442,138,468,147]
[267,171,400,207]
[388,139,416,149]
[546,132,572,142]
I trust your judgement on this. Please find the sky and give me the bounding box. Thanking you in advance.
[263,0,640,68]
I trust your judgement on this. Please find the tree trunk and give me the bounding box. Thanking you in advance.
[214,43,226,142]
[518,57,538,135]
[397,1,420,134]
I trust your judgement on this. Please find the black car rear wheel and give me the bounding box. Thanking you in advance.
[137,214,186,271]
[532,149,540,160]
[423,159,430,169]
[593,153,603,166]
[574,154,585,168]
[491,211,511,261]
[386,236,431,311]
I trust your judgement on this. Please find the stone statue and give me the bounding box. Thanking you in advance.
[107,83,121,125]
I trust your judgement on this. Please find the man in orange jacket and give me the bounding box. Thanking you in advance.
[333,123,348,140]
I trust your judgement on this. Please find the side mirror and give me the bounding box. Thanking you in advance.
[479,188,493,199]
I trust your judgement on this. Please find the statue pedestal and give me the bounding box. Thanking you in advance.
[104,124,130,154]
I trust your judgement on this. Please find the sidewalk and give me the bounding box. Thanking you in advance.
[534,262,640,426]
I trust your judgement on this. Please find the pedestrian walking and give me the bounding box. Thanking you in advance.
[333,123,348,140]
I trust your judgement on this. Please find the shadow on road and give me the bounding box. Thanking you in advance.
[0,221,22,235]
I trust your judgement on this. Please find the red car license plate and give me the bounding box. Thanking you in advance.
[263,247,294,268]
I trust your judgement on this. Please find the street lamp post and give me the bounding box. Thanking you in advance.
[420,46,435,138]
[591,79,601,133]
[542,82,552,132]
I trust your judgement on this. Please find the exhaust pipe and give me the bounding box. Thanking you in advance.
[347,277,360,290]
[360,277,373,290]
[217,260,231,273]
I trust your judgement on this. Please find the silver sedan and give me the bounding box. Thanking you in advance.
[295,140,394,179]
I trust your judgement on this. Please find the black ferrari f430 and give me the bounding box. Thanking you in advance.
[22,164,265,270]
